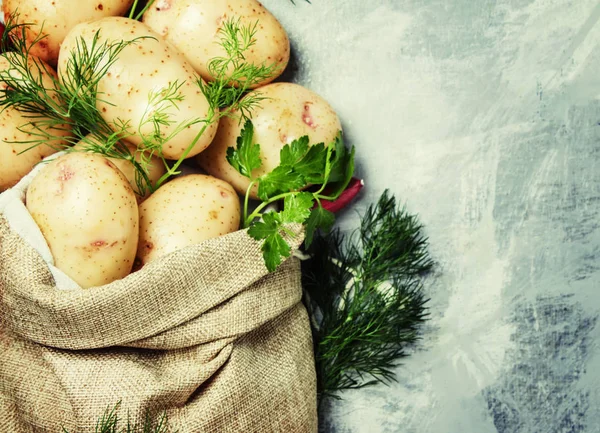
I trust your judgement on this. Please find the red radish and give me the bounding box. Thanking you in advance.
[0,22,5,53]
[320,177,364,213]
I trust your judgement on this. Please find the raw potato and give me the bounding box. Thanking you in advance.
[26,152,139,289]
[0,54,71,191]
[143,0,289,88]
[197,82,342,198]
[137,174,240,265]
[73,136,167,202]
[57,17,218,160]
[2,0,134,66]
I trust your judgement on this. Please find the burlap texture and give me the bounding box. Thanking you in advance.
[0,166,317,432]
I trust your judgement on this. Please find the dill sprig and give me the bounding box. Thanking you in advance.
[0,14,158,194]
[302,190,433,400]
[197,17,280,119]
[0,13,279,197]
[62,402,174,433]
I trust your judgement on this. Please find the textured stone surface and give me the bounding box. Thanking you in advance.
[261,0,600,431]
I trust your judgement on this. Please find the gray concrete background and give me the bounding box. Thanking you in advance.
[260,0,600,432]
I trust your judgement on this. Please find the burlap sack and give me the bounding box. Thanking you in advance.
[0,164,317,432]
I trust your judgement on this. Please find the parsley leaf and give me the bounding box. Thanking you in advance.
[247,212,292,272]
[282,192,314,223]
[292,143,328,184]
[228,120,355,272]
[226,119,262,178]
[327,134,347,184]
[280,135,310,165]
[257,166,306,200]
[326,144,356,199]
[304,205,335,247]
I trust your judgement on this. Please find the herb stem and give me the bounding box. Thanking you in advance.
[244,190,292,227]
[243,179,258,226]
[154,121,210,188]
[133,0,157,21]
[128,0,140,19]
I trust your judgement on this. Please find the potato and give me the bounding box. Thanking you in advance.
[26,152,139,289]
[142,0,289,88]
[0,54,71,191]
[3,0,135,66]
[73,136,167,202]
[57,17,217,160]
[197,82,341,198]
[137,174,240,265]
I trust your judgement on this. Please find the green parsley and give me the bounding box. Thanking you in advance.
[227,119,355,271]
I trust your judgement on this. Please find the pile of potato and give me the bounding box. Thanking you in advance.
[0,0,342,288]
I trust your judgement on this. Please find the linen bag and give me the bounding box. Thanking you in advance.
[0,165,317,432]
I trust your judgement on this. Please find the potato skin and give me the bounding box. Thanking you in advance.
[57,17,218,160]
[0,54,71,191]
[197,82,342,198]
[26,153,139,289]
[73,136,166,202]
[3,0,134,66]
[137,174,240,265]
[142,0,289,88]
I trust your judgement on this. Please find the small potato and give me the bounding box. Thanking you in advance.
[26,152,139,289]
[137,174,240,265]
[143,0,289,88]
[0,54,71,191]
[58,17,217,160]
[197,82,341,198]
[73,136,167,202]
[3,0,134,66]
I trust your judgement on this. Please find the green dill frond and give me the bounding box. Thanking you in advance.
[59,30,152,136]
[137,80,204,153]
[61,401,174,433]
[198,17,281,121]
[2,12,47,55]
[0,13,273,195]
[302,190,433,400]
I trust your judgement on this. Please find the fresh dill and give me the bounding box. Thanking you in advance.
[301,190,433,401]
[197,17,281,119]
[0,13,280,197]
[62,402,174,433]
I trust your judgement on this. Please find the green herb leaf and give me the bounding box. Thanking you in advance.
[280,135,309,165]
[293,143,329,184]
[247,212,292,272]
[282,192,314,223]
[235,120,355,272]
[226,119,262,178]
[323,134,348,184]
[257,137,329,200]
[304,205,335,247]
[257,166,306,201]
[326,144,356,199]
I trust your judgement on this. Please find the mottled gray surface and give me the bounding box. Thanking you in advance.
[260,0,600,431]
